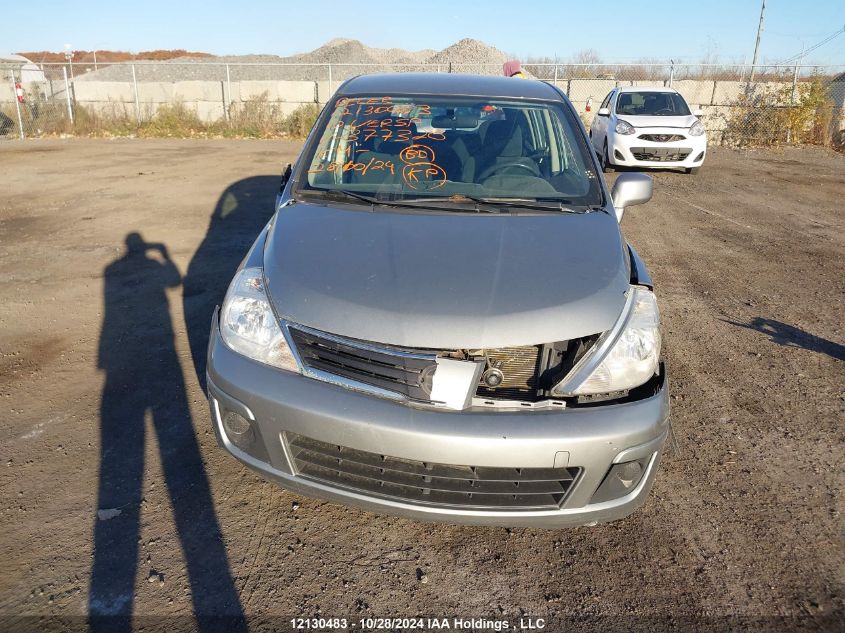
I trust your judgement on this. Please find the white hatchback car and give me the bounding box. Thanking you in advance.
[589,87,706,174]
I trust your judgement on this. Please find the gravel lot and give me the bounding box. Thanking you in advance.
[0,139,842,631]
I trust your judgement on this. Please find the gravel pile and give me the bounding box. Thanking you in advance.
[427,38,509,74]
[74,38,510,82]
[288,38,436,66]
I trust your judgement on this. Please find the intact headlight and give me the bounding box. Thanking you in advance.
[554,286,660,396]
[219,267,299,372]
[689,120,705,136]
[615,120,635,135]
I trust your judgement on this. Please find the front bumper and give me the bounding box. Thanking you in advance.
[610,129,707,169]
[207,312,670,528]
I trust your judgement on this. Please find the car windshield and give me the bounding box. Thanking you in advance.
[299,94,602,207]
[616,92,691,116]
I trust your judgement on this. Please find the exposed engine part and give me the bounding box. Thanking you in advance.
[476,345,541,400]
[481,367,504,388]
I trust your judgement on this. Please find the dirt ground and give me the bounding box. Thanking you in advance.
[0,138,842,632]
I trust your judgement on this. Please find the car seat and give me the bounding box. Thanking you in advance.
[475,112,538,182]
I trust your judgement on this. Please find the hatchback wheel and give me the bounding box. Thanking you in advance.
[685,167,700,175]
[602,141,614,173]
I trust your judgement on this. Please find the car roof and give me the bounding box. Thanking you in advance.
[616,86,679,94]
[336,73,564,101]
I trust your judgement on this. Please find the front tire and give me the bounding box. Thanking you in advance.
[602,140,614,173]
[685,167,700,175]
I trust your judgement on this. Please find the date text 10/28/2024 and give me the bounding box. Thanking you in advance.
[290,617,547,631]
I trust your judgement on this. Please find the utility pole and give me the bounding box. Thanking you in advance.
[790,43,804,105]
[64,44,75,81]
[749,0,766,82]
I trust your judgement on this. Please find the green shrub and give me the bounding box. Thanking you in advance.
[282,103,320,138]
[8,96,320,140]
[722,78,835,148]
[138,102,206,137]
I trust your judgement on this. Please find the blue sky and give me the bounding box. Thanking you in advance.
[8,0,845,65]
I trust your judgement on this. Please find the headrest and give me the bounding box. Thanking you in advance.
[485,118,525,157]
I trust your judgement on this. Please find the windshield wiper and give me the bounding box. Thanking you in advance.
[299,189,478,212]
[457,195,594,213]
[299,190,596,214]
[381,195,593,214]
[300,188,381,207]
[531,197,605,213]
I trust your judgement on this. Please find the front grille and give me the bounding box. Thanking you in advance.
[476,345,541,401]
[289,327,435,401]
[287,433,580,510]
[638,133,685,143]
[631,147,692,162]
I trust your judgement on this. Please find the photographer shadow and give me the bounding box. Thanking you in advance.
[183,176,278,391]
[89,233,245,631]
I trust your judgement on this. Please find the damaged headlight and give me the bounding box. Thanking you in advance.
[553,286,660,396]
[220,267,299,372]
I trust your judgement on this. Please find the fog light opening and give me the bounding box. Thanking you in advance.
[694,151,705,162]
[616,460,643,489]
[614,149,625,161]
[590,457,650,504]
[222,411,255,449]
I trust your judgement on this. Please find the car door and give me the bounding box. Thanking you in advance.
[591,90,614,150]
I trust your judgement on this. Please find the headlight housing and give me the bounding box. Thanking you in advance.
[553,286,660,396]
[615,120,635,135]
[219,267,299,372]
[689,120,705,136]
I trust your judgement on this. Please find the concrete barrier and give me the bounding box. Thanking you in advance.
[173,81,225,102]
[3,75,837,139]
[79,101,136,118]
[137,82,175,103]
[72,81,135,102]
[316,81,337,104]
[194,101,226,122]
[698,105,732,132]
[60,79,321,122]
[711,81,746,104]
[671,80,716,108]
[239,80,316,103]
[632,80,667,88]
[567,79,618,102]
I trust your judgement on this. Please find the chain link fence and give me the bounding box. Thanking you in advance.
[2,60,844,146]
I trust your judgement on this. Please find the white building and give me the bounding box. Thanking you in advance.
[0,54,48,83]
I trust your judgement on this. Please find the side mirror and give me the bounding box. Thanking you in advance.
[279,163,292,194]
[597,107,610,117]
[693,108,704,117]
[611,172,653,222]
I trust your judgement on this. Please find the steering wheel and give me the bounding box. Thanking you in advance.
[478,158,540,182]
[654,108,674,115]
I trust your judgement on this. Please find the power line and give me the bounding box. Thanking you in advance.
[778,26,845,65]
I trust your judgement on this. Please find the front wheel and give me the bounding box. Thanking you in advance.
[685,167,700,175]
[602,141,614,173]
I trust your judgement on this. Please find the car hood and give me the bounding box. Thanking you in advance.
[619,114,697,129]
[263,201,630,349]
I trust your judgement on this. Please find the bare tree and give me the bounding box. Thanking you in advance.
[568,49,604,78]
